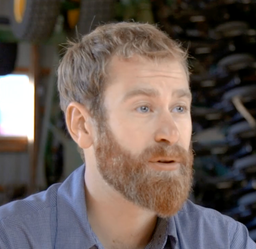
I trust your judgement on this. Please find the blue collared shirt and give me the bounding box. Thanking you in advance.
[0,165,255,249]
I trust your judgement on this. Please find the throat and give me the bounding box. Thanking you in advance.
[84,163,158,249]
[86,189,157,249]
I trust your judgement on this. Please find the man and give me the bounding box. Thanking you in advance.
[0,22,255,249]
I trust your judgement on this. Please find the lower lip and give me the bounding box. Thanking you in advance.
[148,162,180,171]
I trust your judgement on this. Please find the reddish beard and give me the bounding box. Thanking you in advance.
[94,125,194,218]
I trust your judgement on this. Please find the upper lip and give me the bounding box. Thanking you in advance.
[149,157,179,163]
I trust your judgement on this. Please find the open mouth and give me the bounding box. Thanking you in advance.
[149,159,180,171]
[157,160,175,163]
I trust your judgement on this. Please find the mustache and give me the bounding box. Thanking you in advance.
[139,143,192,164]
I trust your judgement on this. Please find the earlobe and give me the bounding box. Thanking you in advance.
[65,102,93,149]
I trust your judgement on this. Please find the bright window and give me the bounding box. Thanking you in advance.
[0,74,34,138]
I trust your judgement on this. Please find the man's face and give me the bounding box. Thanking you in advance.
[93,56,193,217]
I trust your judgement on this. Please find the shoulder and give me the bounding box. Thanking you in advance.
[0,183,60,221]
[0,165,85,223]
[0,183,61,248]
[0,182,61,223]
[174,200,239,233]
[0,165,85,249]
[171,200,256,248]
[178,199,235,223]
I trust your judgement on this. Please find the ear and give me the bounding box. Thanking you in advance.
[65,102,94,149]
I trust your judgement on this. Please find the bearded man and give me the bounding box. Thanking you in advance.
[0,22,255,249]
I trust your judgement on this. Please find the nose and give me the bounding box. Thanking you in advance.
[154,113,180,145]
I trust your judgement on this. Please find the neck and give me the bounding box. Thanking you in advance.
[84,164,158,249]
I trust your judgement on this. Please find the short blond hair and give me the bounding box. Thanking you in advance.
[57,22,189,117]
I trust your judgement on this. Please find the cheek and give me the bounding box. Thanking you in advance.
[108,115,150,152]
[178,119,192,150]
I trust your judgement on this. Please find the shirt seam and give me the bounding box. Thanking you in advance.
[230,221,239,247]
[54,191,59,249]
[0,221,12,248]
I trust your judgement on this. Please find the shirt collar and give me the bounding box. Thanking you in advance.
[54,165,97,249]
[166,201,190,246]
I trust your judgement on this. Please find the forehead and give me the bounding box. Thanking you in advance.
[103,56,191,110]
[106,55,189,90]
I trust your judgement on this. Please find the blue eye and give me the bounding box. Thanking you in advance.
[173,106,186,113]
[137,106,150,113]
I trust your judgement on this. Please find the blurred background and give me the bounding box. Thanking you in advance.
[0,0,256,241]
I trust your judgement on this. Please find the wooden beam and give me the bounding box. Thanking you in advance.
[28,44,40,194]
[0,137,28,152]
[15,67,51,76]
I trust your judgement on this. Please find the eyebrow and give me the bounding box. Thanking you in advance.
[122,87,192,102]
[173,89,192,100]
[122,88,159,102]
